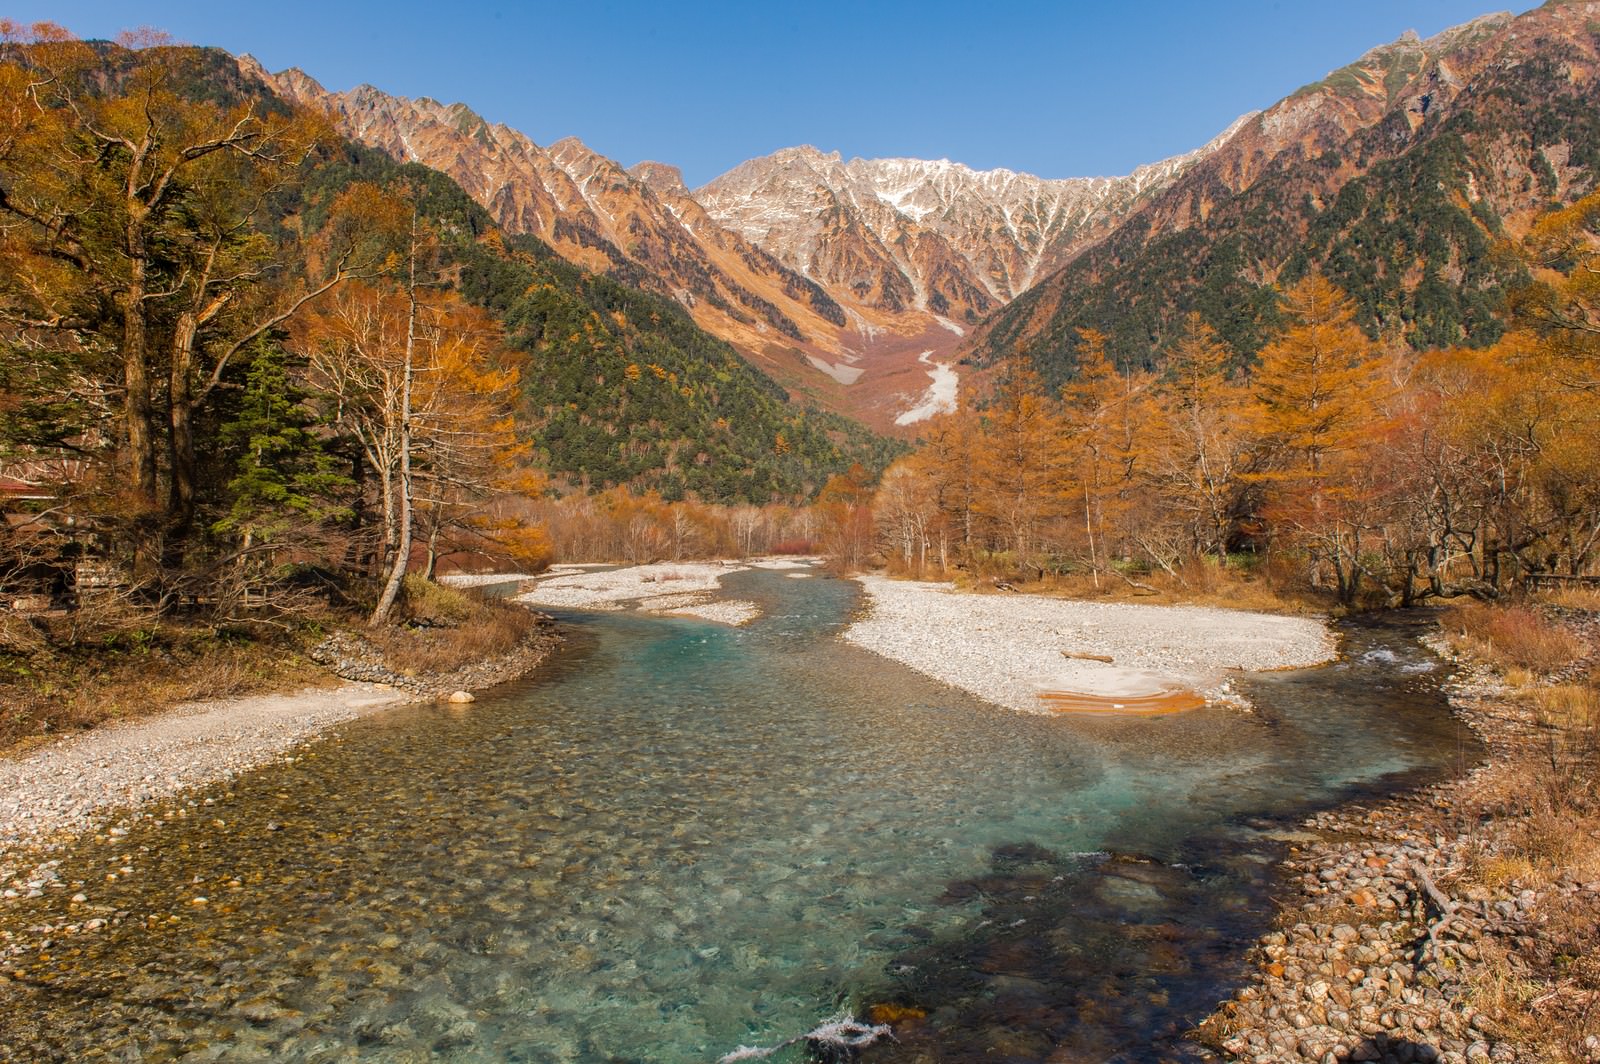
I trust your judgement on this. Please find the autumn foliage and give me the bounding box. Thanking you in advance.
[873,218,1600,606]
[0,29,545,620]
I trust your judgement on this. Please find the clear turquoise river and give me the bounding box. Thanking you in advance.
[0,567,1474,1062]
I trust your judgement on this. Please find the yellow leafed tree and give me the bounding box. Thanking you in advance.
[1142,312,1250,568]
[1248,274,1389,604]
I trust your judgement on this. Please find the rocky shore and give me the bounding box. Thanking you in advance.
[309,612,562,696]
[1195,636,1600,1064]
[0,616,563,897]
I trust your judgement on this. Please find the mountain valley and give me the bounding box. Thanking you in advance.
[245,58,1242,428]
[239,3,1600,428]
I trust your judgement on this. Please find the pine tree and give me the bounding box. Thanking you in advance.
[214,340,350,550]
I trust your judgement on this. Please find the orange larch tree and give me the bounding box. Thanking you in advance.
[974,363,1061,565]
[1247,274,1389,604]
[1141,313,1250,565]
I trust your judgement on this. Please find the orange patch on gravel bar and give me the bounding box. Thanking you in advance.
[1037,688,1208,715]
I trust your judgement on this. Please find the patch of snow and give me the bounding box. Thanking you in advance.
[876,186,934,223]
[933,315,966,337]
[894,351,959,425]
[806,355,865,386]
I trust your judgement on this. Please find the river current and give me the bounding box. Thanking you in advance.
[0,567,1474,1062]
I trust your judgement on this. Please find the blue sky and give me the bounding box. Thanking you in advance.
[29,1,1533,186]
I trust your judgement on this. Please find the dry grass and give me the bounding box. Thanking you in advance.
[0,577,543,755]
[1464,810,1600,1060]
[1545,587,1600,611]
[1446,604,1600,1061]
[1442,602,1586,676]
[1526,681,1600,729]
[1468,893,1600,1061]
[1471,711,1600,884]
[946,556,1322,615]
[1476,854,1541,890]
[363,577,535,676]
[0,616,330,754]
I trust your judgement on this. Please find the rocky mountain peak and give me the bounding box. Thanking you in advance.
[771,144,843,167]
[547,135,590,157]
[1424,11,1514,52]
[241,58,324,100]
[629,161,690,198]
[693,127,1242,318]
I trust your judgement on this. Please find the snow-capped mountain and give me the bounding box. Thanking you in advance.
[244,57,966,429]
[694,123,1252,326]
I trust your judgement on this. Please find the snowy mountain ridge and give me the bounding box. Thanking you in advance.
[694,114,1254,319]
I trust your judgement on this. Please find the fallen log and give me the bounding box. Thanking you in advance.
[1415,865,1482,963]
[1113,570,1159,595]
[1062,650,1115,663]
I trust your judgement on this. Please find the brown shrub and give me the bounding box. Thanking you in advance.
[1443,603,1586,676]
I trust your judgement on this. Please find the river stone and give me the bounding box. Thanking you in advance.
[447,690,475,704]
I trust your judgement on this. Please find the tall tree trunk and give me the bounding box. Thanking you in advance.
[166,310,201,554]
[119,218,165,585]
[122,278,158,505]
[120,202,160,511]
[376,454,397,575]
[371,222,420,627]
[1083,483,1100,590]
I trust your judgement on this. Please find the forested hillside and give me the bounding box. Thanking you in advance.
[299,141,902,502]
[0,29,897,637]
[875,186,1600,606]
[969,2,1600,385]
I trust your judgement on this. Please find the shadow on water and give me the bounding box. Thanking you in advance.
[857,611,1478,1064]
[0,577,1476,1064]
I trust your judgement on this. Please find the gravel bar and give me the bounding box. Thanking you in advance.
[844,575,1336,714]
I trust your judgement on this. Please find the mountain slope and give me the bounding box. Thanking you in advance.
[245,59,978,430]
[273,99,903,501]
[241,57,1249,430]
[247,4,1600,421]
[966,5,1600,382]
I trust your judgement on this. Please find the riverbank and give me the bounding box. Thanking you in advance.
[843,575,1336,714]
[0,600,563,898]
[1194,610,1600,1064]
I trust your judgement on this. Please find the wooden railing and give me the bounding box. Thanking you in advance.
[1525,573,1600,591]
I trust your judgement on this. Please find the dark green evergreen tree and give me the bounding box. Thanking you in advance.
[214,340,350,548]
